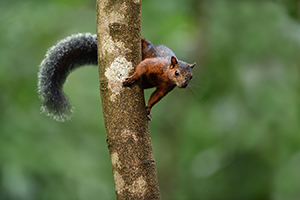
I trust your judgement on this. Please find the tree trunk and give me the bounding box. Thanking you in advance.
[96,0,161,199]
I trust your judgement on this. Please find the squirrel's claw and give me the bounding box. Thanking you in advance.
[147,113,152,121]
[122,77,134,86]
[146,106,152,121]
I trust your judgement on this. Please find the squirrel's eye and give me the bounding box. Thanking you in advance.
[175,71,179,76]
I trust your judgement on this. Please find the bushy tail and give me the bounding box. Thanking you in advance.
[38,33,97,122]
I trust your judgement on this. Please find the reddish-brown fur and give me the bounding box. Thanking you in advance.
[123,37,195,121]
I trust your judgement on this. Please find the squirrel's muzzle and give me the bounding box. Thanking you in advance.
[180,82,188,88]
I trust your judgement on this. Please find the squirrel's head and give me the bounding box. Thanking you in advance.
[168,56,195,88]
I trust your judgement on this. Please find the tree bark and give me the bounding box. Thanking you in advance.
[96,0,161,199]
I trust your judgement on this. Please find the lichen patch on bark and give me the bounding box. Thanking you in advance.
[121,129,138,143]
[111,152,122,169]
[129,176,147,197]
[105,56,134,101]
[133,0,141,4]
[114,171,125,195]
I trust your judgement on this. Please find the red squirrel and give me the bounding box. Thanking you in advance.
[38,33,195,121]
[123,38,195,120]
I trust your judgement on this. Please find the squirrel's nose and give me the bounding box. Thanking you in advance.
[181,82,188,88]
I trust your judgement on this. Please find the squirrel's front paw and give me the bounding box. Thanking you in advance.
[147,113,152,121]
[122,77,134,86]
[146,106,152,121]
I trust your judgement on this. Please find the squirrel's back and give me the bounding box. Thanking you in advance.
[141,38,176,60]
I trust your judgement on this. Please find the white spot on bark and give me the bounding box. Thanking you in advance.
[114,171,125,195]
[133,0,141,4]
[114,173,146,196]
[132,133,138,143]
[121,129,138,143]
[105,56,133,101]
[111,152,122,169]
[129,176,147,197]
[102,36,131,56]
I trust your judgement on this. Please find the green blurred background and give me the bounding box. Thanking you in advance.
[1,0,300,199]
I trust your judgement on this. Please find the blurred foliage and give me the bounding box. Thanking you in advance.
[1,0,300,199]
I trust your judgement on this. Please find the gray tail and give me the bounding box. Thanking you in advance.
[38,33,98,121]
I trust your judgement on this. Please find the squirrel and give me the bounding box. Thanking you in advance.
[38,33,195,121]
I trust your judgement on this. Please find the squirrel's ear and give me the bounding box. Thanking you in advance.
[170,56,178,69]
[190,62,196,69]
[141,38,147,50]
[141,37,151,47]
